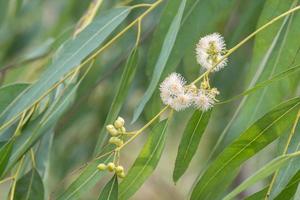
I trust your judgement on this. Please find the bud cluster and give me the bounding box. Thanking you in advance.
[97,162,126,178]
[106,116,127,147]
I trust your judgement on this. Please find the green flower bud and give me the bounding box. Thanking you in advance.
[107,162,115,172]
[118,171,126,178]
[114,117,125,129]
[97,163,107,171]
[115,166,124,174]
[121,127,126,134]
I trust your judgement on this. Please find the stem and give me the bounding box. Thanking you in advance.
[9,156,25,200]
[265,110,300,199]
[116,106,169,151]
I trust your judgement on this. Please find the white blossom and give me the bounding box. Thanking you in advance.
[196,33,228,72]
[193,90,215,111]
[159,73,192,111]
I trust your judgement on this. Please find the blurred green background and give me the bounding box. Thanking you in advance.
[0,0,299,199]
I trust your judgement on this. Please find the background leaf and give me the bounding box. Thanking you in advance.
[13,168,44,200]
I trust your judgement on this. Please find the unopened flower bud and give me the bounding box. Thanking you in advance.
[116,139,124,147]
[107,162,115,172]
[114,117,125,129]
[106,125,119,136]
[115,166,124,174]
[109,137,118,144]
[97,163,107,171]
[121,127,126,134]
[118,171,126,178]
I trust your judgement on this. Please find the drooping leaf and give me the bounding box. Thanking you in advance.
[269,117,300,199]
[223,152,300,200]
[119,119,169,200]
[132,0,187,122]
[173,110,211,182]
[245,170,300,200]
[0,7,130,129]
[0,83,29,114]
[219,65,300,104]
[190,98,300,200]
[0,139,14,177]
[57,153,113,200]
[94,48,139,154]
[98,175,118,200]
[13,168,44,200]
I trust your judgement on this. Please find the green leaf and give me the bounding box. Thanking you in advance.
[119,119,169,200]
[224,152,300,200]
[0,7,130,129]
[98,175,118,200]
[245,170,300,200]
[57,153,113,200]
[173,110,211,182]
[132,0,187,123]
[269,120,300,199]
[0,83,29,114]
[219,65,300,104]
[190,98,300,200]
[93,48,139,154]
[13,168,44,200]
[0,139,14,177]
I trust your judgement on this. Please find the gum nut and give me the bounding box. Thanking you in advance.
[115,166,124,173]
[118,172,126,178]
[106,125,114,132]
[107,162,115,172]
[110,129,119,136]
[114,117,125,128]
[97,164,107,171]
[109,137,117,144]
[121,127,126,133]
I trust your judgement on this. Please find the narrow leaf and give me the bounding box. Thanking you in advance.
[0,139,14,177]
[224,152,300,200]
[0,83,29,114]
[94,48,139,154]
[173,110,211,182]
[57,153,113,200]
[190,98,300,200]
[98,175,118,200]
[132,0,187,122]
[13,168,44,200]
[219,65,300,104]
[119,119,169,199]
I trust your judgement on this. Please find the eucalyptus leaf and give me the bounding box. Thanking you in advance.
[132,0,186,123]
[0,83,29,114]
[190,97,300,200]
[119,119,169,200]
[94,48,139,154]
[13,168,44,200]
[0,138,14,177]
[173,110,211,182]
[224,152,300,200]
[57,153,113,200]
[98,175,118,200]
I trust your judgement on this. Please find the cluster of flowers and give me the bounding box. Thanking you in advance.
[97,117,127,178]
[160,33,227,111]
